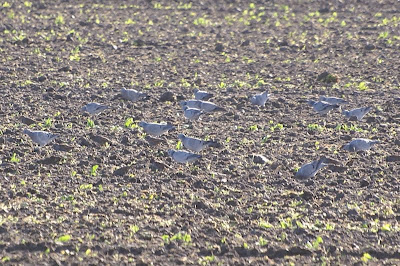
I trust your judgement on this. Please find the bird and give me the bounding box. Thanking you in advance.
[167,149,202,163]
[342,138,379,152]
[138,121,175,137]
[307,100,339,115]
[295,157,327,178]
[81,102,109,115]
[250,90,270,107]
[120,88,148,102]
[183,106,204,121]
[194,89,213,101]
[23,129,59,147]
[342,106,372,121]
[180,100,224,113]
[319,96,348,105]
[178,134,219,152]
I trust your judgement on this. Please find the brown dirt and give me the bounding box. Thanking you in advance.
[1,0,400,264]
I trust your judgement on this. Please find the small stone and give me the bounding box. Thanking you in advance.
[386,155,400,162]
[335,192,345,201]
[37,156,62,165]
[20,116,37,125]
[53,144,74,152]
[58,66,71,72]
[89,133,111,145]
[113,166,131,176]
[159,91,175,102]
[37,75,47,82]
[253,154,268,164]
[364,43,375,50]
[215,43,224,52]
[241,40,250,46]
[300,190,314,200]
[360,179,370,187]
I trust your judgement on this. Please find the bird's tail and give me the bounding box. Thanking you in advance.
[317,156,328,169]
[214,106,226,112]
[166,122,175,131]
[371,140,380,145]
[140,93,150,100]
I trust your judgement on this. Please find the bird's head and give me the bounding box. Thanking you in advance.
[342,144,353,151]
[307,100,316,106]
[177,133,185,141]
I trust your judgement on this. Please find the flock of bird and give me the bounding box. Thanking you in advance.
[22,87,379,178]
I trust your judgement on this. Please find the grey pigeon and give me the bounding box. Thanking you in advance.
[307,100,339,115]
[180,100,224,113]
[183,106,204,121]
[121,88,148,102]
[138,121,174,137]
[319,96,348,105]
[250,91,270,106]
[23,129,59,147]
[342,106,372,121]
[178,134,219,152]
[81,102,109,115]
[343,138,379,152]
[167,149,201,163]
[295,157,327,178]
[194,89,213,101]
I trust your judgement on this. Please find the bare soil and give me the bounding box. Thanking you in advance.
[1,0,400,264]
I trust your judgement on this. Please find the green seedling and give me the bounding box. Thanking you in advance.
[361,253,372,263]
[258,236,268,246]
[10,153,20,163]
[87,118,95,128]
[91,165,99,176]
[55,14,65,25]
[57,235,71,242]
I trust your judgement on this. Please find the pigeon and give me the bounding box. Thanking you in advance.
[250,91,270,107]
[138,121,175,137]
[23,129,59,147]
[167,149,202,163]
[307,100,339,115]
[194,89,213,101]
[319,96,348,105]
[120,88,148,102]
[342,138,379,152]
[180,100,224,113]
[183,106,204,121]
[295,157,327,178]
[178,134,219,152]
[342,106,372,121]
[81,102,109,115]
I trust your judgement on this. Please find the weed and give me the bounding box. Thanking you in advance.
[87,118,95,128]
[57,235,71,242]
[10,153,20,163]
[55,14,65,25]
[258,236,268,246]
[91,165,99,176]
[358,81,369,91]
[361,253,372,263]
[259,219,273,229]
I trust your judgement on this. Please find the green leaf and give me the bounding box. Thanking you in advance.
[58,235,71,242]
